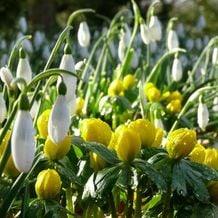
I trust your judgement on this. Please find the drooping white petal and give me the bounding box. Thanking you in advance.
[213,97,218,112]
[149,16,162,41]
[16,57,32,87]
[0,67,14,89]
[75,60,86,71]
[154,118,164,130]
[172,58,183,82]
[77,21,91,47]
[167,30,179,51]
[18,17,27,33]
[140,23,150,45]
[0,93,7,123]
[197,102,209,131]
[68,93,77,115]
[48,95,71,144]
[118,33,126,62]
[11,111,36,172]
[212,48,218,66]
[34,31,45,48]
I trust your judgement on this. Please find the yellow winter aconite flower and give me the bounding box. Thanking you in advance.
[189,143,205,164]
[144,82,155,95]
[44,135,72,161]
[166,128,197,159]
[204,148,218,170]
[75,97,84,115]
[152,128,164,148]
[80,118,112,146]
[128,119,156,147]
[35,169,62,199]
[208,181,218,205]
[168,91,183,102]
[90,152,106,170]
[166,99,181,113]
[114,127,141,162]
[144,83,161,102]
[123,74,136,90]
[108,79,124,96]
[37,109,51,139]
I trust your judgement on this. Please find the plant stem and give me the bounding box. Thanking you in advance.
[134,184,142,218]
[109,192,117,218]
[21,180,29,218]
[161,188,173,218]
[126,166,133,218]
[66,187,74,218]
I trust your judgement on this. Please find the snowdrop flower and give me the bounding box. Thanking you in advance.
[123,24,131,44]
[48,82,71,144]
[213,97,218,112]
[18,17,27,33]
[185,39,194,50]
[140,18,150,45]
[132,50,139,68]
[16,48,32,88]
[118,30,126,62]
[149,15,162,41]
[197,98,209,131]
[0,93,7,123]
[77,21,91,47]
[34,31,45,48]
[42,45,50,60]
[0,67,14,89]
[212,48,218,65]
[11,94,36,172]
[109,41,116,58]
[0,54,8,66]
[195,38,203,51]
[172,57,183,82]
[75,59,86,71]
[167,30,179,51]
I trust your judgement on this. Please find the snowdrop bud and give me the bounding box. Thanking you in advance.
[167,30,179,51]
[0,93,7,123]
[23,39,33,53]
[123,24,131,44]
[140,19,150,45]
[149,15,162,41]
[18,17,27,33]
[213,97,218,112]
[0,67,14,89]
[212,48,218,66]
[172,57,183,82]
[197,98,209,131]
[34,31,45,48]
[48,83,71,144]
[118,31,126,62]
[11,94,35,172]
[132,50,139,68]
[42,45,50,60]
[75,59,86,71]
[77,21,91,47]
[16,48,32,88]
[195,38,203,51]
[109,41,116,58]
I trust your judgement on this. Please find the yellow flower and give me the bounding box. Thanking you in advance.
[161,91,171,101]
[35,169,62,199]
[166,99,181,113]
[108,79,124,96]
[114,127,141,162]
[168,91,183,102]
[75,97,84,115]
[128,119,156,147]
[144,82,155,95]
[204,148,218,170]
[189,143,205,164]
[90,152,106,170]
[152,128,164,148]
[44,135,72,160]
[165,128,197,159]
[146,87,161,102]
[208,181,218,205]
[37,109,51,139]
[123,74,136,90]
[80,118,112,146]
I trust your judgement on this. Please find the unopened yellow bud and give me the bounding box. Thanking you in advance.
[76,97,84,115]
[35,169,62,199]
[37,109,51,139]
[80,118,112,146]
[152,128,164,148]
[204,148,218,170]
[44,135,71,160]
[189,144,205,164]
[166,99,181,113]
[144,82,155,95]
[146,87,161,102]
[90,152,106,170]
[168,91,183,102]
[123,74,136,90]
[108,79,124,96]
[166,128,197,159]
[128,119,156,147]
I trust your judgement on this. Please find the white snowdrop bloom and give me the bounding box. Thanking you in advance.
[186,39,194,50]
[149,15,162,41]
[118,31,126,62]
[132,50,139,68]
[48,92,71,144]
[42,45,50,60]
[212,48,218,65]
[154,117,164,130]
[0,93,7,123]
[77,21,91,47]
[18,17,27,33]
[123,24,131,44]
[213,97,218,112]
[0,67,14,89]
[197,102,209,131]
[34,31,45,48]
[68,93,77,115]
[140,22,150,45]
[167,30,179,51]
[172,58,183,82]
[75,60,86,71]
[11,110,35,172]
[195,38,203,51]
[16,49,32,88]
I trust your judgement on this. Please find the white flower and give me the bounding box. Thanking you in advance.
[212,48,218,65]
[149,15,162,41]
[0,67,14,89]
[197,102,209,131]
[75,59,86,71]
[132,50,139,68]
[68,93,77,115]
[42,45,50,60]
[77,21,91,47]
[123,24,131,44]
[0,93,7,123]
[213,97,218,112]
[140,22,150,45]
[48,95,70,144]
[167,30,179,51]
[11,110,35,172]
[30,100,38,118]
[172,58,183,82]
[34,31,45,48]
[18,17,27,33]
[118,31,126,62]
[154,118,164,130]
